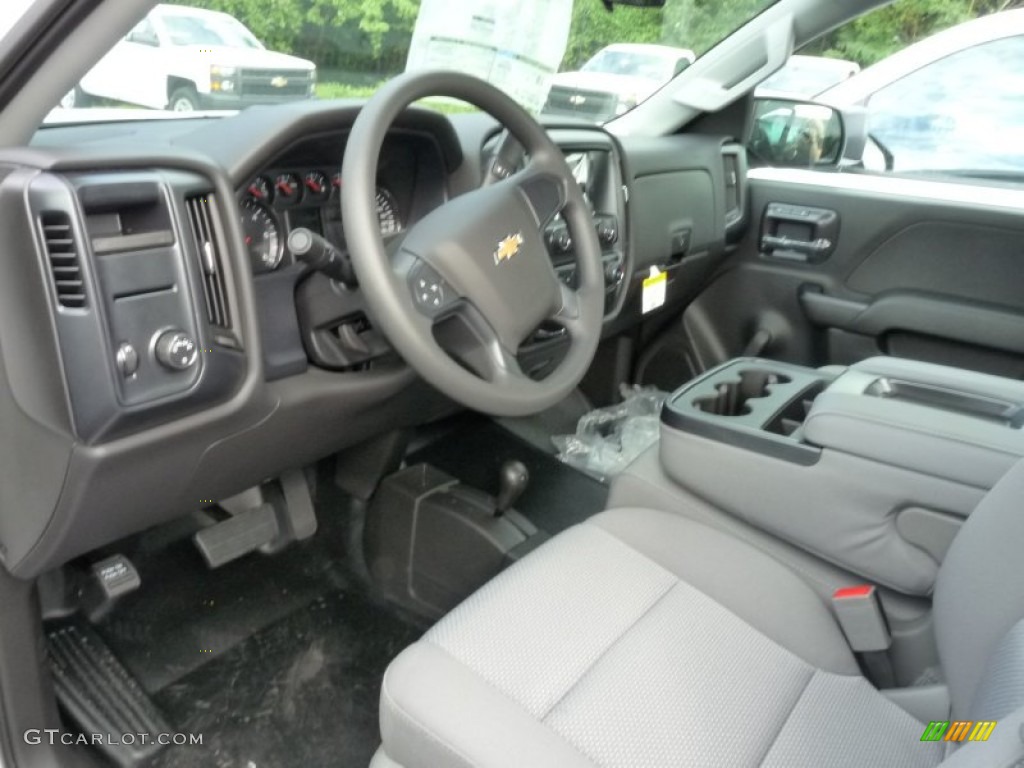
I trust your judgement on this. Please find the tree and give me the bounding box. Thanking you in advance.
[814,0,972,65]
[177,0,305,53]
[662,0,770,57]
[305,0,419,58]
[563,2,665,70]
[809,0,1024,65]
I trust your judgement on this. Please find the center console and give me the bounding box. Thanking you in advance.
[649,356,1024,597]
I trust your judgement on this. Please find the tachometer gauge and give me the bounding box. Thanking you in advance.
[376,187,402,236]
[246,175,274,204]
[273,172,302,207]
[240,198,282,272]
[303,170,331,204]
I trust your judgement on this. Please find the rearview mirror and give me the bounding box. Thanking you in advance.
[747,98,844,168]
[603,0,666,8]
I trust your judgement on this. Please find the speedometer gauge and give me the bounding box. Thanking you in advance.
[240,198,282,272]
[376,187,402,236]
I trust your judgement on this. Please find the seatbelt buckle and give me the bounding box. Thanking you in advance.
[832,584,891,652]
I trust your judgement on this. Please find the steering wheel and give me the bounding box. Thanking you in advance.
[341,71,605,416]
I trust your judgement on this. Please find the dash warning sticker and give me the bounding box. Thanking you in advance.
[641,267,667,314]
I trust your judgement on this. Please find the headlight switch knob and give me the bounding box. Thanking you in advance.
[154,330,198,371]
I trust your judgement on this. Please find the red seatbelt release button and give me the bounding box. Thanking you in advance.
[832,584,891,652]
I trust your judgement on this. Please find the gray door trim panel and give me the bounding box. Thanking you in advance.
[749,168,1024,213]
[800,292,1024,356]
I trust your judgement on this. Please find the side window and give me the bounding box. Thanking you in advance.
[126,18,159,47]
[867,36,1024,176]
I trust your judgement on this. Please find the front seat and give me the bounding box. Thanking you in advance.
[372,461,1024,768]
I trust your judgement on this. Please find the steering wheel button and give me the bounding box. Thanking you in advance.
[409,262,455,315]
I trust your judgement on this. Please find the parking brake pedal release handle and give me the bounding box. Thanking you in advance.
[496,460,529,517]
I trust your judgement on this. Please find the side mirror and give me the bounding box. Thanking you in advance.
[747,97,847,168]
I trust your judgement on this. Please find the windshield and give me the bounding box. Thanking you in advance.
[0,0,36,44]
[161,13,264,48]
[759,57,858,98]
[44,0,777,125]
[581,48,678,80]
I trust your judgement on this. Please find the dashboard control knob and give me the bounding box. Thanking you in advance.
[154,330,198,371]
[115,343,139,378]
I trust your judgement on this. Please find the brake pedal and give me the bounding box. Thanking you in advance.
[47,622,170,767]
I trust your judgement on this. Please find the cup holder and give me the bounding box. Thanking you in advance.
[693,369,792,417]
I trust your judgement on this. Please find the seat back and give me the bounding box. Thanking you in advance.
[934,459,1024,720]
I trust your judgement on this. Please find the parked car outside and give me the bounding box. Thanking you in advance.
[543,42,695,122]
[62,3,316,111]
[819,9,1024,176]
[756,54,860,98]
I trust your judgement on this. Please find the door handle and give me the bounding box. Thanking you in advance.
[760,203,839,263]
[761,234,833,257]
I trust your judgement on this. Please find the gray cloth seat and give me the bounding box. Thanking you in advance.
[375,461,1024,768]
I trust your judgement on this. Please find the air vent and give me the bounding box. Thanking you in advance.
[185,194,231,328]
[41,211,86,308]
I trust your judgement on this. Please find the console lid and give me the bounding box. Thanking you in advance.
[803,357,1024,489]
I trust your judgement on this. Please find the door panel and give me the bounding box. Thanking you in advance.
[671,168,1024,378]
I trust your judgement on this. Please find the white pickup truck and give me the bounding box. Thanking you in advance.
[64,3,316,111]
[543,43,695,122]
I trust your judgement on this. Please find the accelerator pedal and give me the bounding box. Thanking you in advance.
[193,502,278,569]
[194,470,317,568]
[47,622,170,767]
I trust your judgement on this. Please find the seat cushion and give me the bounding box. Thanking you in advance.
[379,508,944,768]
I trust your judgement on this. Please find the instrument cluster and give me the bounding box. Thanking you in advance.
[238,168,402,274]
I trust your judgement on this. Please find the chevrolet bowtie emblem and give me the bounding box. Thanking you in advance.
[270,76,288,88]
[494,233,524,265]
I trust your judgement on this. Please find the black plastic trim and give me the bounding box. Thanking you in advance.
[661,357,831,466]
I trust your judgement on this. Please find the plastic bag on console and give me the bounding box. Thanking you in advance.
[553,385,666,481]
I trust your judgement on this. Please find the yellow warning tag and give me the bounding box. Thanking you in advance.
[641,267,667,314]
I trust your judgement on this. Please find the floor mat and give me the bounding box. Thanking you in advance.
[148,589,419,768]
[98,506,353,694]
[85,474,421,768]
[407,417,608,534]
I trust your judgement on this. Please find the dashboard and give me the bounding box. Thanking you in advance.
[236,131,447,276]
[0,99,744,579]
